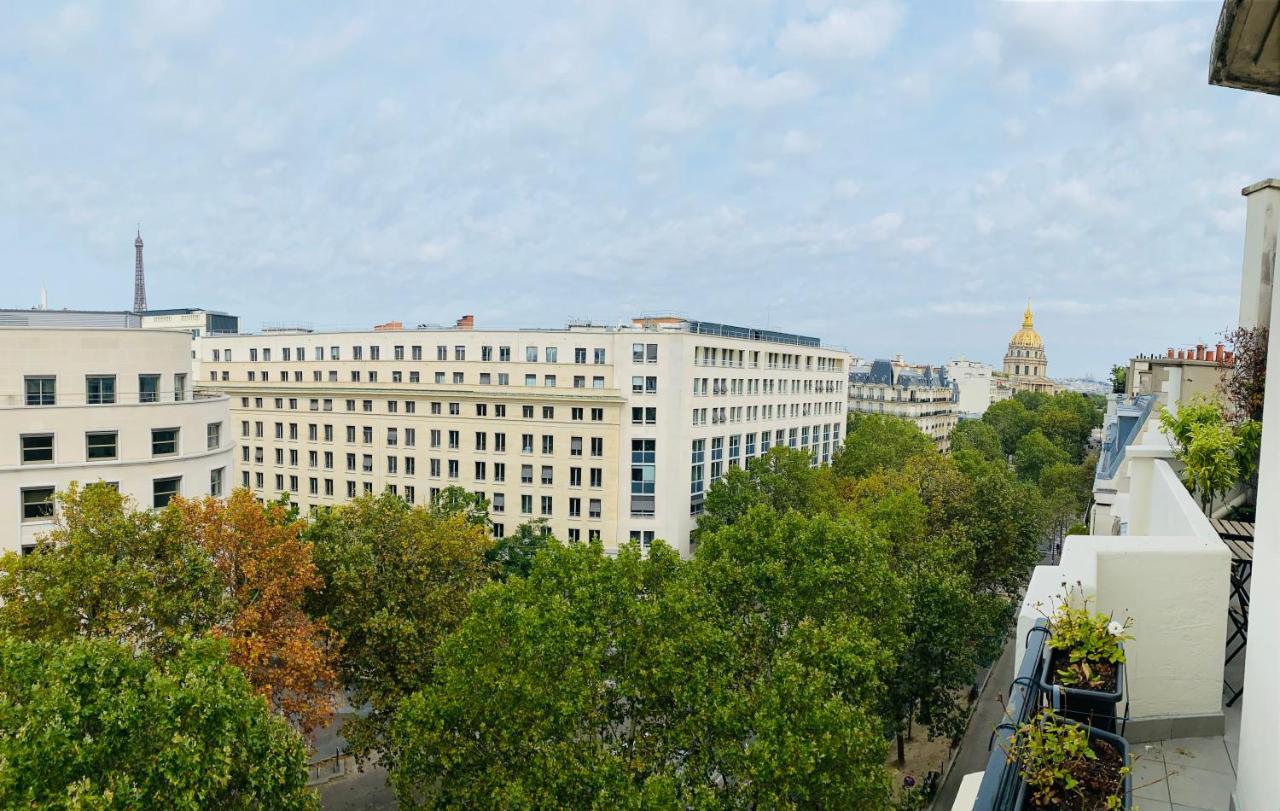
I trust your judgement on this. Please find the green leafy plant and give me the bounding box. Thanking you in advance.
[1043,587,1132,690]
[1007,709,1129,809]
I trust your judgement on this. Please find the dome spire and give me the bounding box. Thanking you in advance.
[1023,299,1033,328]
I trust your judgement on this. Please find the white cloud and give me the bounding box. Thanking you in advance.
[781,129,816,155]
[777,1,905,61]
[867,211,903,241]
[697,64,816,110]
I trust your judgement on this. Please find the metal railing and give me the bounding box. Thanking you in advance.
[971,620,1051,810]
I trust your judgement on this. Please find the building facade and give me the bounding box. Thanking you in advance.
[141,308,240,338]
[848,359,959,452]
[1001,304,1056,394]
[945,357,996,418]
[0,328,233,554]
[194,317,847,556]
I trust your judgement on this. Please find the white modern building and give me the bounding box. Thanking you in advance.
[194,316,848,556]
[0,328,234,555]
[946,357,997,418]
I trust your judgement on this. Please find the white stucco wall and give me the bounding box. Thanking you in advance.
[1018,458,1229,725]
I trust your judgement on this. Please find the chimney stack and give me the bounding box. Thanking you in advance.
[456,314,474,330]
[1167,348,1175,359]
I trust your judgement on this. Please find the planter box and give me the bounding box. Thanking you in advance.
[1039,644,1125,734]
[1015,722,1132,810]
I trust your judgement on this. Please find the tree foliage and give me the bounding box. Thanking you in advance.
[486,519,553,580]
[1110,365,1127,395]
[0,482,225,655]
[833,413,934,479]
[950,419,1003,461]
[392,534,895,809]
[983,398,1035,457]
[305,492,492,764]
[172,489,337,735]
[1219,325,1268,423]
[428,485,493,529]
[696,445,837,538]
[1013,429,1069,482]
[0,635,315,809]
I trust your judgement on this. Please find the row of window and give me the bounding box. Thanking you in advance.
[19,469,224,528]
[239,424,607,456]
[694,346,841,372]
[243,445,609,486]
[691,401,843,426]
[17,423,222,465]
[238,397,608,422]
[243,471,606,520]
[692,377,843,396]
[690,424,842,497]
[23,374,189,406]
[218,340,624,363]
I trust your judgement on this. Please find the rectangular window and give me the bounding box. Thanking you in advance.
[521,464,533,484]
[540,495,553,516]
[541,465,553,485]
[210,467,224,497]
[139,374,160,403]
[594,348,607,364]
[20,434,53,464]
[151,428,179,456]
[86,375,115,405]
[542,435,554,454]
[24,378,55,406]
[206,422,222,450]
[86,431,118,460]
[21,487,55,520]
[152,476,181,508]
[499,346,511,362]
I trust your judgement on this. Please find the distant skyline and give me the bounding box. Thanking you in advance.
[1,1,1274,377]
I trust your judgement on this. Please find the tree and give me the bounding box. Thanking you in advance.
[983,398,1036,457]
[486,518,552,580]
[0,482,225,655]
[1219,325,1268,422]
[1013,429,1069,482]
[1035,405,1092,461]
[1182,422,1241,514]
[696,445,837,537]
[305,492,492,764]
[1110,365,1128,395]
[1038,461,1093,513]
[966,470,1045,594]
[1157,399,1223,455]
[833,413,935,480]
[392,540,894,809]
[171,489,338,735]
[950,420,1003,461]
[428,485,492,529]
[1013,390,1050,413]
[0,635,315,809]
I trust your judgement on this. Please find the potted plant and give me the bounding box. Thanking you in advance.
[1007,709,1132,810]
[1039,590,1132,733]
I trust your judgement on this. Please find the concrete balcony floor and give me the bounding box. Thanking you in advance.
[1128,652,1243,811]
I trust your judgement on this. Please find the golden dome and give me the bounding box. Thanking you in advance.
[1008,303,1043,349]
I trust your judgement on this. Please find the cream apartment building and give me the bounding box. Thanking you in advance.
[1,327,233,554]
[848,359,959,452]
[195,316,848,555]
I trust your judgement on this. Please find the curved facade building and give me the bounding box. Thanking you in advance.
[1001,304,1056,394]
[0,328,233,554]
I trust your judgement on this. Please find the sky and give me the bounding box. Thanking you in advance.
[1,0,1277,378]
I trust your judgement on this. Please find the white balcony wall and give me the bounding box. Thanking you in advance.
[1017,453,1229,739]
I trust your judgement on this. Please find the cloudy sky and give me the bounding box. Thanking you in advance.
[1,1,1275,377]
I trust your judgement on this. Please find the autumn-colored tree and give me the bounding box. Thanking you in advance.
[172,489,337,735]
[1219,325,1268,422]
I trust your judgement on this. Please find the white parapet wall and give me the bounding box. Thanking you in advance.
[1017,454,1229,741]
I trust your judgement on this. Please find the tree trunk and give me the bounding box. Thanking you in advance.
[896,732,906,766]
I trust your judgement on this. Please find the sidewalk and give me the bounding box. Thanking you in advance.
[932,635,1016,811]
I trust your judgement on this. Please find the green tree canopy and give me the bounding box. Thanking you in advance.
[486,518,553,580]
[392,540,893,808]
[0,482,226,655]
[950,419,1004,461]
[1038,461,1093,513]
[0,635,315,809]
[983,398,1036,457]
[428,485,492,529]
[696,445,837,538]
[1013,390,1050,412]
[1013,429,1069,482]
[305,492,492,764]
[832,413,935,480]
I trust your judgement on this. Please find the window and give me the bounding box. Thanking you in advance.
[591,408,604,421]
[545,347,558,363]
[210,467,224,497]
[174,373,186,401]
[631,439,656,517]
[521,464,533,484]
[574,348,587,364]
[541,435,554,454]
[590,468,603,488]
[541,465,553,485]
[522,434,534,453]
[21,487,55,520]
[86,375,115,405]
[526,346,538,362]
[153,476,181,508]
[151,428,179,456]
[24,378,55,406]
[590,437,604,457]
[631,407,657,425]
[570,467,582,487]
[139,374,160,403]
[589,498,602,519]
[492,493,505,513]
[455,345,466,361]
[570,436,583,456]
[412,345,422,360]
[540,496,553,516]
[86,431,118,460]
[521,494,533,515]
[482,345,493,361]
[20,434,53,464]
[594,348,607,364]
